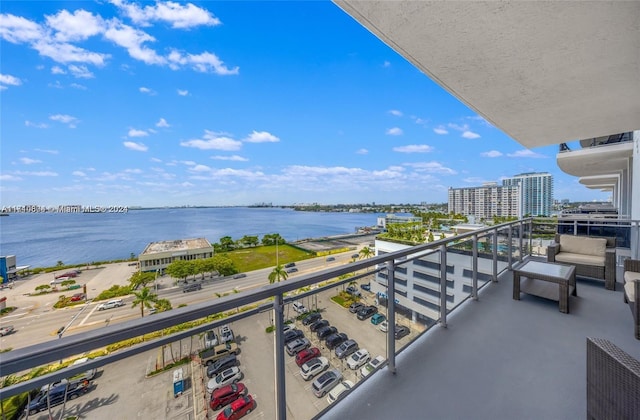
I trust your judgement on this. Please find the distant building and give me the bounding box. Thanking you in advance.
[0,255,29,284]
[139,238,214,273]
[502,172,553,217]
[377,214,423,230]
[448,182,520,220]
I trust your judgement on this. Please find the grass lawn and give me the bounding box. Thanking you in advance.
[226,244,315,272]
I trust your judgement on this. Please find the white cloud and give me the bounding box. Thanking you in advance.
[72,170,86,176]
[139,86,156,95]
[388,110,402,117]
[32,39,109,65]
[167,50,239,75]
[463,177,492,184]
[156,118,170,128]
[128,128,148,137]
[45,9,103,42]
[383,60,391,68]
[35,148,58,154]
[70,83,87,90]
[462,130,481,139]
[49,114,79,128]
[433,126,448,135]
[104,21,165,65]
[243,130,279,143]
[211,155,248,162]
[481,150,503,158]
[190,164,212,172]
[393,144,434,153]
[51,66,66,74]
[386,127,403,136]
[150,157,162,163]
[0,174,23,181]
[123,141,148,151]
[19,157,41,164]
[356,148,368,155]
[181,130,242,151]
[405,161,457,175]
[0,73,22,86]
[68,64,94,79]
[111,0,221,29]
[13,170,58,177]
[177,89,188,96]
[25,120,48,128]
[506,149,547,158]
[0,14,44,43]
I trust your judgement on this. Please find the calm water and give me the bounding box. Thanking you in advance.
[0,208,382,268]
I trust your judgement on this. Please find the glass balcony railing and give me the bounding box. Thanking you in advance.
[1,217,636,420]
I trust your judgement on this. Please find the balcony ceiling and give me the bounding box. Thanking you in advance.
[334,1,640,149]
[579,175,618,191]
[557,141,632,176]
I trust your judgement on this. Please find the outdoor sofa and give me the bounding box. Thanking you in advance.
[547,234,616,290]
[623,259,640,340]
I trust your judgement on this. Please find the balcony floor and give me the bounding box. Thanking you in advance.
[326,263,640,420]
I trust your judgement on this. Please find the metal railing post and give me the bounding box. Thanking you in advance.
[492,230,498,282]
[472,234,478,300]
[439,244,448,328]
[386,260,396,374]
[521,220,526,261]
[273,293,286,420]
[507,226,513,268]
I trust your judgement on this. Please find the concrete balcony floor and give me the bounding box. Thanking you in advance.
[326,262,639,420]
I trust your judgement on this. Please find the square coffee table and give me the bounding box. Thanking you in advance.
[513,260,577,313]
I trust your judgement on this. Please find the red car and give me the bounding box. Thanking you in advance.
[210,383,247,411]
[295,347,321,367]
[216,395,256,420]
[70,293,85,302]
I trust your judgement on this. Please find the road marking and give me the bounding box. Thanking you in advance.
[79,304,99,326]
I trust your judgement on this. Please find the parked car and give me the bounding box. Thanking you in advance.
[300,357,329,381]
[284,262,296,268]
[357,305,378,320]
[324,333,348,350]
[206,355,239,378]
[55,271,78,279]
[205,330,219,348]
[286,267,299,273]
[360,283,371,291]
[346,285,361,297]
[326,256,335,262]
[309,319,329,332]
[292,301,307,313]
[301,312,322,326]
[312,369,342,397]
[379,321,389,332]
[394,324,411,340]
[97,299,124,310]
[209,382,247,410]
[216,394,256,420]
[0,325,15,336]
[219,325,234,343]
[70,293,85,302]
[200,342,240,366]
[326,380,354,404]
[335,339,359,359]
[348,302,365,314]
[183,283,202,293]
[283,329,304,344]
[27,382,90,415]
[361,355,385,377]
[206,367,243,394]
[295,347,321,367]
[346,348,371,370]
[232,273,247,279]
[286,337,311,356]
[316,326,338,340]
[370,313,386,325]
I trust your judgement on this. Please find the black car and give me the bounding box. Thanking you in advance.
[325,332,348,350]
[286,267,299,273]
[394,325,410,340]
[284,262,296,268]
[27,382,90,415]
[360,283,371,291]
[309,319,329,332]
[316,326,338,340]
[206,354,239,378]
[349,302,365,314]
[283,329,304,344]
[302,312,322,326]
[357,305,378,321]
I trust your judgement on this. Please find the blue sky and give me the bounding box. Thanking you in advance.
[0,1,609,208]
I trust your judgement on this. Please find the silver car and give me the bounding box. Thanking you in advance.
[286,337,311,356]
[335,339,359,359]
[312,369,342,397]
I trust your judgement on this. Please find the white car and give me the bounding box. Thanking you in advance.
[346,348,370,370]
[206,366,242,393]
[292,302,307,313]
[300,356,329,381]
[361,355,385,377]
[326,380,354,404]
[219,325,234,343]
[379,320,389,332]
[204,330,218,348]
[97,299,124,311]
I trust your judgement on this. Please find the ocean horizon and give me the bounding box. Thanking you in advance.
[0,207,384,268]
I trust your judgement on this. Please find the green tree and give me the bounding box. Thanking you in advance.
[129,271,155,289]
[359,246,373,260]
[428,231,435,242]
[131,287,158,318]
[211,254,237,276]
[56,261,64,267]
[61,279,76,288]
[153,298,172,313]
[240,235,259,247]
[268,264,288,284]
[165,260,191,282]
[219,236,235,252]
[35,284,51,293]
[262,233,285,246]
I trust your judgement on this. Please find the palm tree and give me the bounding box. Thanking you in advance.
[131,287,158,318]
[359,246,373,260]
[268,264,288,284]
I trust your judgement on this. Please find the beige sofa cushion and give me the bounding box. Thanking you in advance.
[559,235,607,256]
[555,252,605,267]
[624,270,640,283]
[624,280,637,302]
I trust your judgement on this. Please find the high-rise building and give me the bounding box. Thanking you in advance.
[448,182,520,220]
[503,172,553,217]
